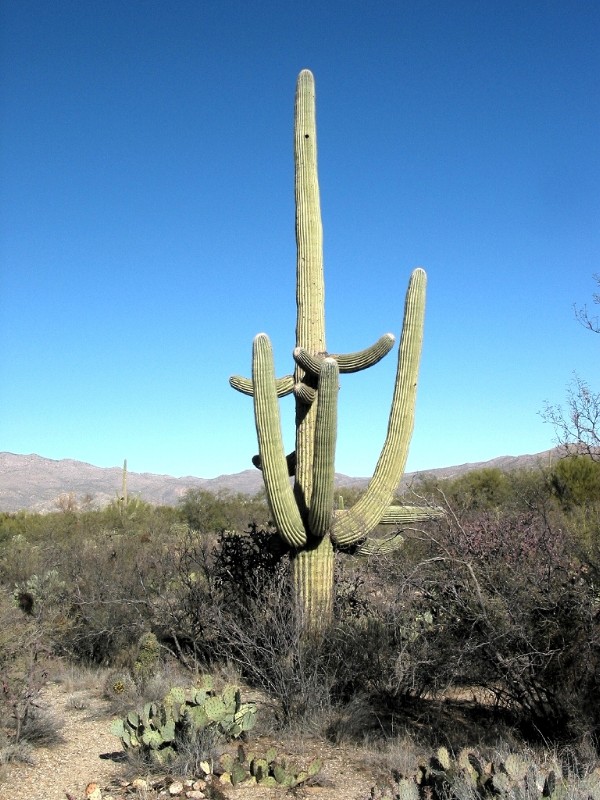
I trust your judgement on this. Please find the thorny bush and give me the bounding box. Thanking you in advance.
[406,506,600,742]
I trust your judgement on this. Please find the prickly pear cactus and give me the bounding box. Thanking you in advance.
[369,747,585,800]
[109,677,256,765]
[132,631,160,690]
[230,69,442,630]
[214,745,322,788]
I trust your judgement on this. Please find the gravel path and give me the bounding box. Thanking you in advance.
[2,682,125,800]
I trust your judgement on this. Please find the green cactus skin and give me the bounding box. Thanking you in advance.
[330,268,427,548]
[252,333,306,548]
[307,357,338,537]
[229,373,294,398]
[293,332,395,376]
[242,751,322,788]
[230,69,441,628]
[368,746,598,800]
[395,778,420,800]
[354,533,405,556]
[379,505,445,524]
[110,678,256,763]
[133,631,160,689]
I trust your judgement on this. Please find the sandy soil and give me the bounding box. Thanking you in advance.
[1,681,379,800]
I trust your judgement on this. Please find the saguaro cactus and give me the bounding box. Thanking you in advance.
[230,69,440,629]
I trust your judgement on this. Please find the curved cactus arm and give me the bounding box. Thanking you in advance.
[380,504,445,524]
[293,347,326,375]
[293,382,316,405]
[230,374,294,398]
[331,268,426,547]
[354,532,405,556]
[293,333,395,376]
[308,357,338,537]
[252,333,307,547]
[332,333,395,373]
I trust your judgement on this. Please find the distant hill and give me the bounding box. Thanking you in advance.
[0,450,559,513]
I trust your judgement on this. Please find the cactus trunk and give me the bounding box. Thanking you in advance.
[290,70,335,628]
[292,535,335,627]
[294,69,325,518]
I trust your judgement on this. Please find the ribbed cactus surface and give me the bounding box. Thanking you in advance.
[230,69,441,629]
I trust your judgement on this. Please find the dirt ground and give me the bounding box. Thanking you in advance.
[1,681,381,800]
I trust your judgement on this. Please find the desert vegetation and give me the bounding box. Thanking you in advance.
[3,70,599,799]
[1,457,600,796]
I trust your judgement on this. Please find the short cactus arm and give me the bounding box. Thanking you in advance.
[230,374,294,397]
[293,333,395,376]
[338,502,443,555]
[380,504,445,524]
[308,358,338,537]
[334,503,444,528]
[333,333,395,372]
[354,533,405,556]
[252,333,307,547]
[252,451,296,476]
[293,382,317,405]
[331,268,426,547]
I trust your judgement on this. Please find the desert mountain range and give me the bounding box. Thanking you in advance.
[0,450,559,514]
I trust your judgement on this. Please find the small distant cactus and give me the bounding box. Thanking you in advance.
[109,676,256,766]
[132,631,160,689]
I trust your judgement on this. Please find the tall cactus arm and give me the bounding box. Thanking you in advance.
[331,268,427,547]
[230,374,294,397]
[293,333,395,376]
[252,333,307,547]
[308,358,339,538]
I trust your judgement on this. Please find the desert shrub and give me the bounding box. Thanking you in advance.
[0,533,45,587]
[0,588,54,748]
[16,708,64,747]
[214,582,335,728]
[141,524,291,672]
[549,455,600,511]
[415,466,555,518]
[412,507,600,743]
[415,468,512,512]
[0,512,54,547]
[178,488,270,534]
[0,518,180,665]
[213,525,288,602]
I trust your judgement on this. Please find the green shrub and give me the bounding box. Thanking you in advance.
[549,455,600,510]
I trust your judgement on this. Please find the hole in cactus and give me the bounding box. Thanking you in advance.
[304,133,309,138]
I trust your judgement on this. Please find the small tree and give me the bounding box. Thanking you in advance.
[543,275,600,458]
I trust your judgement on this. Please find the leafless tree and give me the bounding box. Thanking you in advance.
[542,275,600,459]
[574,273,600,333]
[543,375,600,460]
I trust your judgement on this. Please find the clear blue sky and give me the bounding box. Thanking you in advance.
[1,1,599,480]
